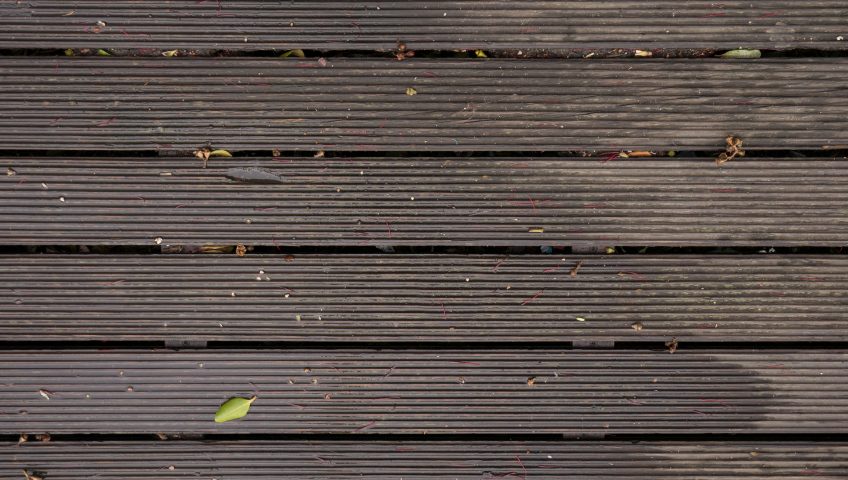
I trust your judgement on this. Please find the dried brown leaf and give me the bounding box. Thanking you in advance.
[631,322,644,332]
[569,260,584,277]
[235,244,247,257]
[665,337,679,354]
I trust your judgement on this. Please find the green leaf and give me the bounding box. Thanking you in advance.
[280,49,305,58]
[209,149,233,158]
[214,395,256,423]
[720,49,761,59]
[96,49,111,56]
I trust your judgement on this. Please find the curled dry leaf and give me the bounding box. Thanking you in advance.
[665,337,679,354]
[716,136,745,166]
[634,49,653,57]
[395,41,415,61]
[631,322,644,332]
[474,49,488,58]
[162,50,179,57]
[235,244,247,257]
[18,433,27,445]
[38,389,53,400]
[314,150,325,158]
[526,377,536,386]
[272,149,281,157]
[280,49,305,58]
[405,87,418,96]
[156,432,168,440]
[528,227,544,233]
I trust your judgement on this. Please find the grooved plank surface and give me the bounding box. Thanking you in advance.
[5,441,848,479]
[1,57,847,151]
[1,349,846,434]
[3,254,848,343]
[2,1,848,51]
[4,157,848,246]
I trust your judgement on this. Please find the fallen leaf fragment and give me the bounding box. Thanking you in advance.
[154,237,163,245]
[314,150,325,158]
[395,41,415,61]
[569,260,584,277]
[35,433,50,443]
[64,48,74,56]
[272,149,281,157]
[156,432,168,440]
[405,87,418,96]
[635,49,653,57]
[235,244,247,257]
[23,470,43,480]
[631,322,644,332]
[280,49,305,58]
[18,433,27,445]
[209,149,232,158]
[6,167,15,176]
[96,49,111,56]
[721,49,762,59]
[526,377,536,386]
[716,135,745,166]
[214,396,257,423]
[575,317,586,322]
[750,451,760,457]
[528,227,544,233]
[474,49,488,58]
[38,389,53,400]
[162,49,179,57]
[665,337,679,354]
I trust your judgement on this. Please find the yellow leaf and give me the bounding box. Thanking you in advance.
[162,49,179,57]
[634,49,653,57]
[576,317,586,322]
[474,49,487,58]
[528,227,544,233]
[64,48,75,56]
[209,149,232,157]
[405,87,418,96]
[96,49,111,56]
[280,49,305,58]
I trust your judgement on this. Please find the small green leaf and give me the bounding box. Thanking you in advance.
[280,49,305,58]
[214,395,256,423]
[720,49,761,59]
[96,49,111,56]
[209,149,233,158]
[64,48,75,57]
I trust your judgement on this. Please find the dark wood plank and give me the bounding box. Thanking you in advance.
[4,157,848,246]
[3,254,848,343]
[1,349,845,434]
[5,441,848,479]
[1,58,847,151]
[2,1,847,51]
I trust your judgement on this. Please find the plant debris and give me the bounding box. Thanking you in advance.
[214,395,257,423]
[22,470,43,480]
[631,322,644,332]
[194,147,232,168]
[716,136,745,165]
[526,376,536,386]
[162,49,179,57]
[38,389,54,400]
[18,433,27,445]
[395,41,415,61]
[721,49,762,59]
[280,49,305,58]
[575,317,586,322]
[569,260,584,277]
[665,337,679,354]
[405,87,418,96]
[6,167,15,176]
[235,244,247,257]
[35,433,50,443]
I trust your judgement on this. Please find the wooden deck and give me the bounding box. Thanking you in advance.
[2,1,847,478]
